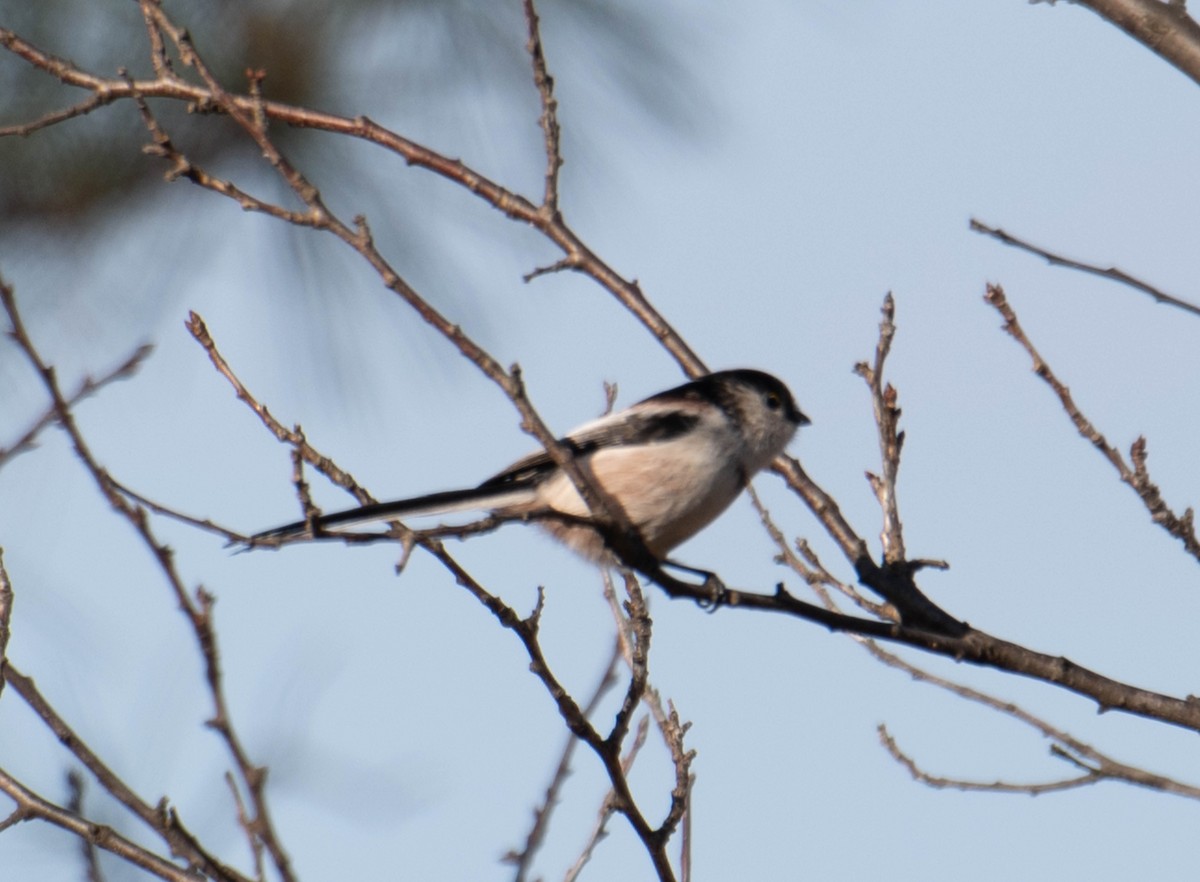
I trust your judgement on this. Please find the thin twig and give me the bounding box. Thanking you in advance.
[65,772,107,882]
[151,311,1200,738]
[108,476,245,542]
[604,572,694,847]
[0,91,115,137]
[853,293,908,564]
[0,22,707,372]
[1,282,264,882]
[747,486,892,620]
[608,571,652,751]
[187,308,680,877]
[186,311,374,504]
[0,550,11,697]
[0,343,152,469]
[8,8,1200,834]
[521,0,563,214]
[0,766,199,882]
[563,716,652,882]
[970,219,1200,318]
[506,641,623,882]
[984,283,1200,564]
[3,667,246,881]
[868,642,1200,800]
[192,284,1200,744]
[754,466,1200,802]
[224,771,265,881]
[878,725,1100,796]
[523,256,578,282]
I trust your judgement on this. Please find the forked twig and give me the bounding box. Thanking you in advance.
[872,639,1200,800]
[505,641,623,882]
[563,715,652,882]
[1,281,267,882]
[752,389,1200,804]
[854,293,908,564]
[0,343,152,469]
[0,765,198,882]
[186,307,683,881]
[984,283,1200,563]
[0,12,708,373]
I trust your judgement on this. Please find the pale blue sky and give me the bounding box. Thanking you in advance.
[3,2,1200,880]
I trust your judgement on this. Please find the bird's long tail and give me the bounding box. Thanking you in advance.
[251,483,538,542]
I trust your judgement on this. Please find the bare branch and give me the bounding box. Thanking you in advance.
[522,0,563,213]
[984,283,1200,563]
[0,343,152,469]
[424,552,677,880]
[868,642,1200,800]
[753,469,1200,802]
[0,550,11,699]
[224,772,265,881]
[3,667,248,881]
[132,89,320,226]
[879,724,1101,796]
[65,772,107,882]
[0,766,199,882]
[186,311,376,505]
[523,256,578,282]
[505,641,623,881]
[1,282,281,882]
[853,293,908,564]
[563,716,652,882]
[604,573,694,846]
[187,297,1200,739]
[608,572,652,751]
[747,486,893,621]
[767,327,961,634]
[190,310,683,875]
[1034,0,1200,90]
[971,219,1200,318]
[0,91,116,137]
[109,476,246,543]
[0,22,708,372]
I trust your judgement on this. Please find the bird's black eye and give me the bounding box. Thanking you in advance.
[765,392,782,410]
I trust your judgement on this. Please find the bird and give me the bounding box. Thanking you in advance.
[251,369,807,569]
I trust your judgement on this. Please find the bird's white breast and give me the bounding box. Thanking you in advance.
[532,414,744,558]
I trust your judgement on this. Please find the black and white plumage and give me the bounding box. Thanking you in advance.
[252,369,808,564]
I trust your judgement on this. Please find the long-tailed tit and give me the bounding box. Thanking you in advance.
[252,369,808,567]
